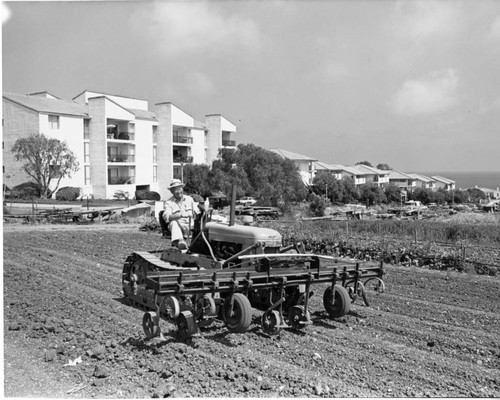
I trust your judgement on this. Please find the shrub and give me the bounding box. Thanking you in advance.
[113,190,129,201]
[11,182,42,199]
[135,190,161,201]
[55,186,80,201]
[309,193,327,217]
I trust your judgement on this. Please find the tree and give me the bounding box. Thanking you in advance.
[11,133,79,198]
[466,188,486,203]
[210,144,307,206]
[356,161,373,167]
[384,183,402,204]
[359,183,386,206]
[312,170,343,203]
[182,164,211,197]
[376,163,392,170]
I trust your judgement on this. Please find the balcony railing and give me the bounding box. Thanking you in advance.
[108,155,135,163]
[107,132,135,141]
[173,156,193,163]
[222,139,236,147]
[109,176,135,185]
[173,135,193,144]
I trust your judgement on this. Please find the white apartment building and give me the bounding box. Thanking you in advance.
[2,90,236,200]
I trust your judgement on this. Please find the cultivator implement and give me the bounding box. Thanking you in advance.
[123,248,385,339]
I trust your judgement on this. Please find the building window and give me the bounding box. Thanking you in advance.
[153,166,157,182]
[49,115,59,129]
[153,146,157,164]
[84,143,90,163]
[84,120,90,139]
[152,126,158,143]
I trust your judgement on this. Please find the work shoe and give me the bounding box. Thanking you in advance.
[176,240,188,250]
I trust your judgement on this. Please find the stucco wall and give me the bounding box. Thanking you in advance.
[134,119,155,186]
[191,127,206,164]
[2,99,40,187]
[155,103,174,200]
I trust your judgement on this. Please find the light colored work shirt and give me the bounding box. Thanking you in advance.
[163,194,199,225]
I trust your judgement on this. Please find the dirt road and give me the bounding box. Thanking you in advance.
[3,223,500,398]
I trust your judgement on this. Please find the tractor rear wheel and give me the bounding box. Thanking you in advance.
[223,293,252,333]
[323,284,351,318]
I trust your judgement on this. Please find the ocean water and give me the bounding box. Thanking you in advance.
[414,171,500,190]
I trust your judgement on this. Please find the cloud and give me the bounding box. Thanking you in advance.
[137,1,261,56]
[393,1,462,41]
[391,69,460,116]
[2,3,12,25]
[486,14,500,41]
[185,71,216,96]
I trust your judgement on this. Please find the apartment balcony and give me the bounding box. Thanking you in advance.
[173,156,193,163]
[173,134,193,144]
[108,154,135,163]
[107,132,135,141]
[222,139,236,147]
[108,176,135,185]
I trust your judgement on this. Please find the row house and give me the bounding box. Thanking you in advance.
[269,149,317,185]
[270,148,458,194]
[387,170,417,191]
[408,174,436,190]
[431,175,456,191]
[312,161,390,187]
[2,90,237,200]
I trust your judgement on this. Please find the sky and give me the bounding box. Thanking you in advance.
[2,0,500,173]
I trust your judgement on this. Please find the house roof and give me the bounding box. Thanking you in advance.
[353,164,389,175]
[313,161,346,171]
[388,170,414,180]
[269,149,317,162]
[3,92,89,117]
[432,175,455,184]
[126,108,157,121]
[408,173,434,183]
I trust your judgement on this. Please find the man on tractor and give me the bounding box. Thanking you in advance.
[162,179,199,250]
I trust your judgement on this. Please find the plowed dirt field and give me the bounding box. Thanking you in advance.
[3,223,500,398]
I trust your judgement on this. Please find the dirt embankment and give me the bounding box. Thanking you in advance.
[3,223,500,398]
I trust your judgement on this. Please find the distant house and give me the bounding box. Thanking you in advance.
[408,174,435,190]
[388,170,416,191]
[313,161,344,180]
[311,161,389,187]
[352,164,390,187]
[269,149,317,185]
[432,176,455,191]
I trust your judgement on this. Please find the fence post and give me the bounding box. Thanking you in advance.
[414,227,418,244]
[346,221,349,236]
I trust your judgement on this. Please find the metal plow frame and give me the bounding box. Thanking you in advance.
[124,252,385,339]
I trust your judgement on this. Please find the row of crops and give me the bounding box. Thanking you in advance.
[262,219,500,276]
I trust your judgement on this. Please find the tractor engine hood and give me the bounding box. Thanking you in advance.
[205,222,282,248]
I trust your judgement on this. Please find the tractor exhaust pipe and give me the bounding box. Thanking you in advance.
[229,184,236,226]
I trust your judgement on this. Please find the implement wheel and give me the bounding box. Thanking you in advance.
[261,310,282,336]
[288,305,309,330]
[223,293,252,333]
[323,284,351,319]
[195,294,217,328]
[142,311,160,339]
